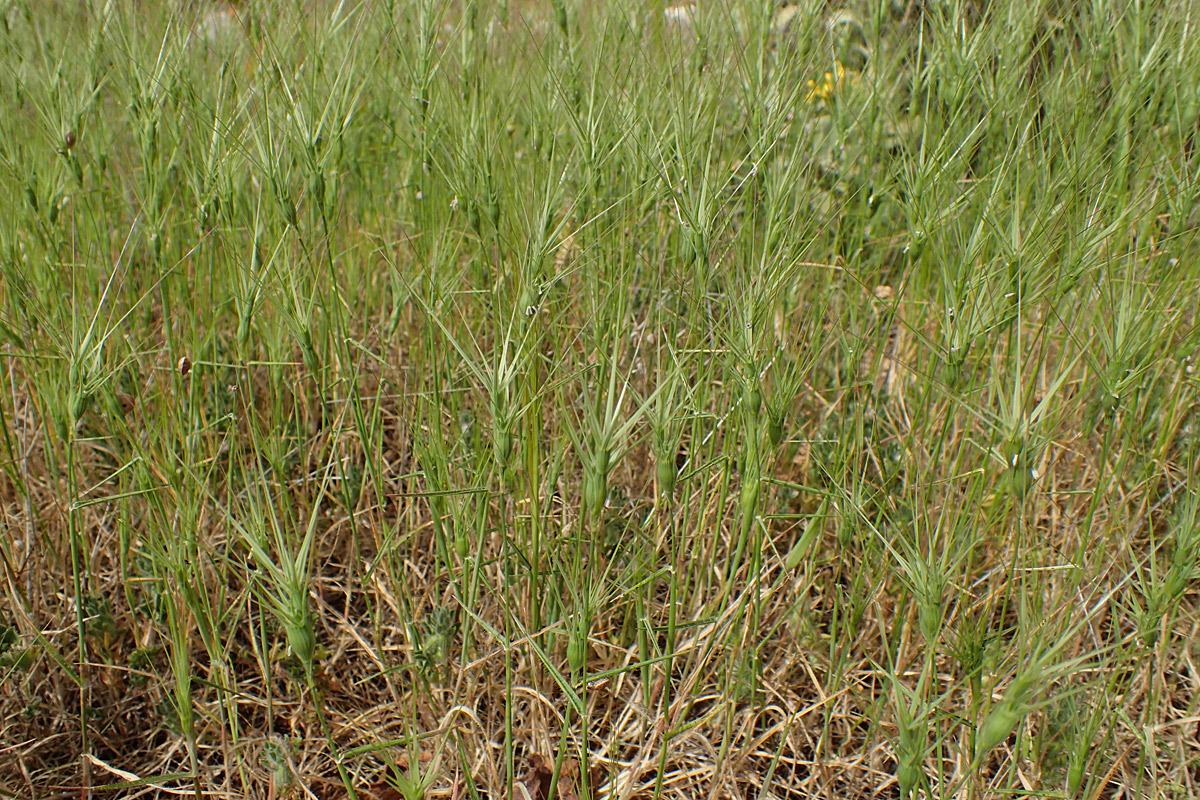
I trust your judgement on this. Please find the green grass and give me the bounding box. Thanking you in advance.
[0,0,1199,797]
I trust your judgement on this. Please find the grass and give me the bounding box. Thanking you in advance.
[0,0,1198,797]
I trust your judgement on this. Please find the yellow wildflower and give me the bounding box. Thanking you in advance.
[805,61,846,104]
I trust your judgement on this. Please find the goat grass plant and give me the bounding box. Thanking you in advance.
[1,0,1200,797]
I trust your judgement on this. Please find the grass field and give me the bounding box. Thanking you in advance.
[1,0,1199,797]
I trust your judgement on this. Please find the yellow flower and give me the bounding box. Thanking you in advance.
[805,61,846,104]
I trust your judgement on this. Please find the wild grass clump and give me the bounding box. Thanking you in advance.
[1,0,1199,798]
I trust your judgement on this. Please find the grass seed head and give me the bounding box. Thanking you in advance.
[656,456,677,495]
[286,612,316,674]
[738,479,760,540]
[975,700,1024,763]
[896,721,923,799]
[743,380,762,421]
[768,409,785,446]
[567,626,587,676]
[584,469,606,517]
[492,422,512,471]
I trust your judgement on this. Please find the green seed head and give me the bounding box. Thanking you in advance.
[976,702,1023,762]
[567,630,587,675]
[286,618,316,672]
[743,381,762,420]
[341,462,363,512]
[493,425,512,469]
[468,201,481,234]
[300,330,319,375]
[767,222,783,253]
[896,756,921,800]
[739,479,760,539]
[1067,736,1089,795]
[307,170,325,207]
[686,228,705,265]
[519,285,538,318]
[454,527,469,560]
[768,411,785,447]
[486,195,500,229]
[237,311,252,351]
[584,470,606,516]
[324,170,338,217]
[142,118,157,161]
[656,457,677,495]
[552,0,568,35]
[69,389,92,425]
